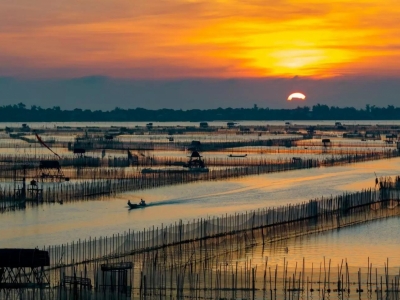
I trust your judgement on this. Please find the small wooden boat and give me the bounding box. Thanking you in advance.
[228,154,247,158]
[127,199,147,209]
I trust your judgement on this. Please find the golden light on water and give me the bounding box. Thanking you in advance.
[287,92,306,101]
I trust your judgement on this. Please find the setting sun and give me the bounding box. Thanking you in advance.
[287,93,306,101]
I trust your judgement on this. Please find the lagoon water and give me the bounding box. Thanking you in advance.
[1,158,399,252]
[229,216,400,269]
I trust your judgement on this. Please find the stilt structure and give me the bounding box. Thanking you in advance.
[13,165,27,203]
[184,150,207,169]
[0,249,51,299]
[27,179,43,202]
[100,262,133,294]
[322,138,331,153]
[73,148,86,158]
[36,160,68,182]
[305,126,315,139]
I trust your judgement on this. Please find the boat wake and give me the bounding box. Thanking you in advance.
[145,199,185,207]
[127,184,265,209]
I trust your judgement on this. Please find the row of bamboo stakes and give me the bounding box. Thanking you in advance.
[44,188,400,269]
[0,147,396,178]
[0,147,396,179]
[0,150,397,212]
[2,136,302,151]
[6,188,397,299]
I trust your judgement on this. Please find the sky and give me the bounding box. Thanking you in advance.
[1,0,400,109]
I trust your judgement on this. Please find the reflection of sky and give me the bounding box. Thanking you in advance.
[236,217,400,269]
[1,158,400,248]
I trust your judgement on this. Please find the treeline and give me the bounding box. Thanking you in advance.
[1,103,400,121]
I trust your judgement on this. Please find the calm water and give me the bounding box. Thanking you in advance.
[243,217,400,268]
[1,158,399,249]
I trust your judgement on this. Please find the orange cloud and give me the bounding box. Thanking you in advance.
[0,0,400,78]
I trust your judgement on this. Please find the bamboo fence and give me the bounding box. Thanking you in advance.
[5,188,397,300]
[45,188,400,268]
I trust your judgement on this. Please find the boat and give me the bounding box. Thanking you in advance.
[228,154,247,158]
[127,199,147,209]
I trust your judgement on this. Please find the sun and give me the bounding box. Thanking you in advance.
[287,93,306,101]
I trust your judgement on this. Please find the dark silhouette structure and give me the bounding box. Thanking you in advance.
[0,249,50,297]
[184,150,206,169]
[37,160,67,182]
[100,262,133,294]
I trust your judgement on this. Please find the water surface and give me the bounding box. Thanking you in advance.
[1,158,399,248]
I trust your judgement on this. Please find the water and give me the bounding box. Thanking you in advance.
[244,217,400,268]
[1,158,399,248]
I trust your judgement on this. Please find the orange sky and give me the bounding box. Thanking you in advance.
[1,0,400,78]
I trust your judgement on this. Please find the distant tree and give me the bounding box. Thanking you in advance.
[1,102,400,122]
[312,104,330,119]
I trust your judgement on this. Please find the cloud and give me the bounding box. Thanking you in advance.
[0,0,400,78]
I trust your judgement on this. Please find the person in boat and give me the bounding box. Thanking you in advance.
[128,200,131,205]
[140,199,146,206]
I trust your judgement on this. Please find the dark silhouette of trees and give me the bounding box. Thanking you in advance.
[0,103,399,122]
